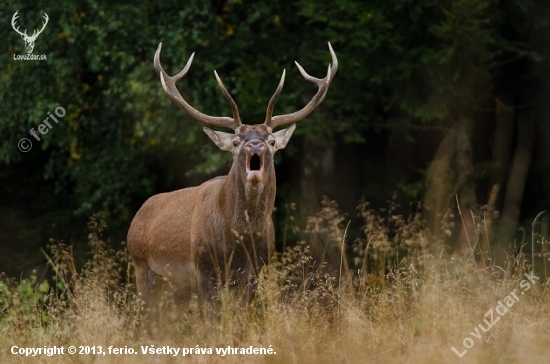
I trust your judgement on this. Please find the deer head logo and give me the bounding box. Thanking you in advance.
[11,11,49,54]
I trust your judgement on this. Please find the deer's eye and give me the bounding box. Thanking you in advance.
[233,141,239,147]
[269,140,276,146]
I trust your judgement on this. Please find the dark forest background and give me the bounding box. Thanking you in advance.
[1,0,550,278]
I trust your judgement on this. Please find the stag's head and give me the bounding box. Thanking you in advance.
[11,11,49,54]
[202,124,295,193]
[154,43,337,198]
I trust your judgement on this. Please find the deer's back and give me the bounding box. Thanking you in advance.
[127,177,226,276]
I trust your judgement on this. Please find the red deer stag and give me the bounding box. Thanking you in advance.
[127,42,338,315]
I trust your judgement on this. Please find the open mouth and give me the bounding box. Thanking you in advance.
[247,154,263,173]
[250,154,261,171]
[246,154,264,184]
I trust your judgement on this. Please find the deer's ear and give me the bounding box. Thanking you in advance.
[273,124,296,150]
[203,127,234,151]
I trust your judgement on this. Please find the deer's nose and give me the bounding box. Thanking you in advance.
[245,140,265,154]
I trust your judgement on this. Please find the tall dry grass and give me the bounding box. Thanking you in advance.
[1,202,549,364]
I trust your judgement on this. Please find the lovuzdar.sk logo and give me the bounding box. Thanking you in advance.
[11,10,48,61]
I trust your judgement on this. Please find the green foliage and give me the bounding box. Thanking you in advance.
[0,272,50,326]
[298,0,543,124]
[0,0,310,217]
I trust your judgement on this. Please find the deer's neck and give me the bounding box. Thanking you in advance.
[218,165,276,231]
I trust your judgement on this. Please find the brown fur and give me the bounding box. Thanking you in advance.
[127,124,292,322]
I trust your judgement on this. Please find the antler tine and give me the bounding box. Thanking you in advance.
[214,71,242,126]
[265,42,338,129]
[264,69,286,125]
[154,43,240,130]
[11,11,28,37]
[30,12,49,39]
[154,43,194,80]
[40,13,49,32]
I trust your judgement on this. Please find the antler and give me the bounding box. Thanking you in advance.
[264,42,338,129]
[154,43,242,130]
[11,11,49,40]
[31,13,49,39]
[11,11,28,37]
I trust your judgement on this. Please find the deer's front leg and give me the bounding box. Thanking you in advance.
[197,270,218,304]
[134,260,163,335]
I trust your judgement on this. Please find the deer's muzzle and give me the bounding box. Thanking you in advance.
[245,141,265,184]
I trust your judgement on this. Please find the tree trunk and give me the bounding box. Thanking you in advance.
[424,125,457,239]
[299,132,334,220]
[488,97,515,209]
[454,117,477,254]
[481,97,515,260]
[495,111,535,265]
[424,117,477,253]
